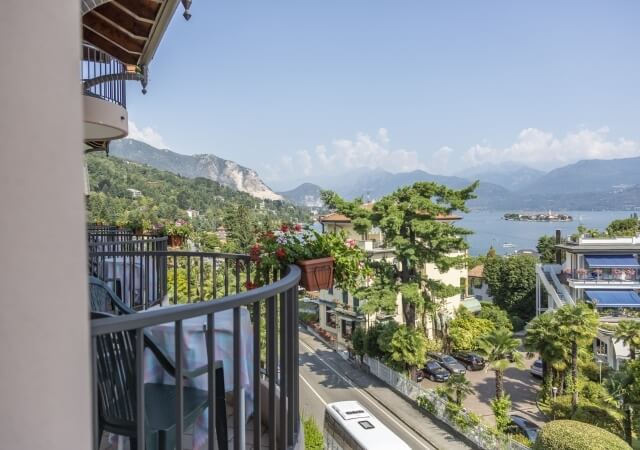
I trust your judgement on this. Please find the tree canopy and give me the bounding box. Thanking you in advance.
[322,181,478,327]
[483,254,537,321]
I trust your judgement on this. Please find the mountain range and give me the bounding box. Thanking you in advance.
[109,139,283,201]
[109,138,640,211]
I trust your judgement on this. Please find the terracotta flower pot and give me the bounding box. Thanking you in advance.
[296,257,334,291]
[168,235,184,248]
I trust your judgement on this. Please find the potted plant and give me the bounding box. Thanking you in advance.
[164,219,193,248]
[250,224,367,292]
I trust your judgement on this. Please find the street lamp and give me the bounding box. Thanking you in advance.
[597,359,604,384]
[552,386,558,420]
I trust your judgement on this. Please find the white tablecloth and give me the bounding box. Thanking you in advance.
[144,307,254,450]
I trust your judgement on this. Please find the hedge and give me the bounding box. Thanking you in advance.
[533,420,631,450]
[303,416,324,450]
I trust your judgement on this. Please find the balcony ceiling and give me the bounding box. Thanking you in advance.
[81,0,181,66]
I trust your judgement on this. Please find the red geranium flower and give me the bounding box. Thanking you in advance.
[275,247,286,259]
[294,223,302,232]
[249,244,262,262]
[244,280,257,290]
[280,224,289,233]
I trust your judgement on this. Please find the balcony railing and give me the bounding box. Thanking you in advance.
[88,230,303,449]
[82,43,127,108]
[569,269,640,284]
[91,265,302,450]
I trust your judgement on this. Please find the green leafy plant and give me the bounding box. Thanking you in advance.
[533,420,631,450]
[490,394,512,432]
[302,415,324,450]
[249,225,367,291]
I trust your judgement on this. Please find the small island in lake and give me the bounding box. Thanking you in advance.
[503,211,573,222]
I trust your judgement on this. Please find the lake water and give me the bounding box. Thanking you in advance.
[462,210,634,256]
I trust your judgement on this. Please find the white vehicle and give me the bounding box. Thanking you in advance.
[324,401,411,450]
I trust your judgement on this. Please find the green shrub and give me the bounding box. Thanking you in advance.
[533,420,631,450]
[572,404,624,438]
[580,360,611,383]
[509,432,533,447]
[578,379,612,404]
[303,415,324,450]
[417,394,437,414]
[490,395,512,432]
[299,312,317,324]
[550,395,573,419]
[510,315,526,332]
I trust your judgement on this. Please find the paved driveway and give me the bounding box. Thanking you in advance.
[418,354,546,426]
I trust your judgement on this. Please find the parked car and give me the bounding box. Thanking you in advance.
[452,351,486,370]
[530,359,543,378]
[421,360,451,382]
[428,352,466,374]
[507,415,540,442]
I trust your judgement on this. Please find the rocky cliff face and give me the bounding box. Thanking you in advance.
[109,139,283,201]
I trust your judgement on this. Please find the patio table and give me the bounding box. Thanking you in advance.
[143,307,254,450]
[97,256,158,307]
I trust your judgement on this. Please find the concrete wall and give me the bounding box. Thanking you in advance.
[0,2,92,450]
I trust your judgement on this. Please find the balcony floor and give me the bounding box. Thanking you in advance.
[99,412,271,450]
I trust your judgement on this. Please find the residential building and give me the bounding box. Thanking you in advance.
[468,264,493,301]
[2,3,303,449]
[315,211,478,341]
[186,208,200,219]
[536,232,640,369]
[127,188,143,198]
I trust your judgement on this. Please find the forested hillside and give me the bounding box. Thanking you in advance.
[86,154,311,250]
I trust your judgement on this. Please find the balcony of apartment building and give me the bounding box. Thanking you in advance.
[88,227,303,450]
[565,254,640,289]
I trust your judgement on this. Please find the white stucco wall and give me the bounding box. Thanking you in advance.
[0,2,92,449]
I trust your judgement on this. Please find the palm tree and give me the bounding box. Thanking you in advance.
[446,373,474,406]
[477,328,524,399]
[555,303,599,411]
[615,320,640,360]
[524,312,561,379]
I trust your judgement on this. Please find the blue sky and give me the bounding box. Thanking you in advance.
[126,1,640,190]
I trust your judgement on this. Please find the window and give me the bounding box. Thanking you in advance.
[326,307,337,329]
[342,320,354,338]
[358,420,375,430]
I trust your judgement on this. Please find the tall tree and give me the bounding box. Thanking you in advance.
[524,312,568,390]
[555,304,599,411]
[323,181,478,328]
[536,235,557,264]
[387,324,428,375]
[606,217,640,237]
[477,328,523,399]
[614,320,640,360]
[446,373,474,406]
[484,254,537,320]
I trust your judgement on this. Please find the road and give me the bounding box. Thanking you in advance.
[299,328,451,450]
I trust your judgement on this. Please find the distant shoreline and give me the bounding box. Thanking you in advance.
[503,212,573,222]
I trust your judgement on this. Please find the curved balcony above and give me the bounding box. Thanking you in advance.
[82,44,132,151]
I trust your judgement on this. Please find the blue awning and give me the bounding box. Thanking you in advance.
[584,255,640,268]
[585,290,640,308]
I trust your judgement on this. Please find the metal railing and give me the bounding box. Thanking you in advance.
[82,43,127,107]
[91,264,302,450]
[365,356,531,450]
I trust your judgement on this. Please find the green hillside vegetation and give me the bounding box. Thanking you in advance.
[86,154,311,251]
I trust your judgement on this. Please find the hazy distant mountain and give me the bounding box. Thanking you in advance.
[317,168,512,209]
[278,183,324,207]
[462,163,545,191]
[110,139,283,201]
[518,157,640,195]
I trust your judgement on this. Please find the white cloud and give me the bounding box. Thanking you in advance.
[265,128,429,183]
[462,127,640,171]
[263,126,640,185]
[127,121,167,149]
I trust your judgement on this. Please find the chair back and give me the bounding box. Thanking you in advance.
[92,311,139,432]
[89,276,135,315]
